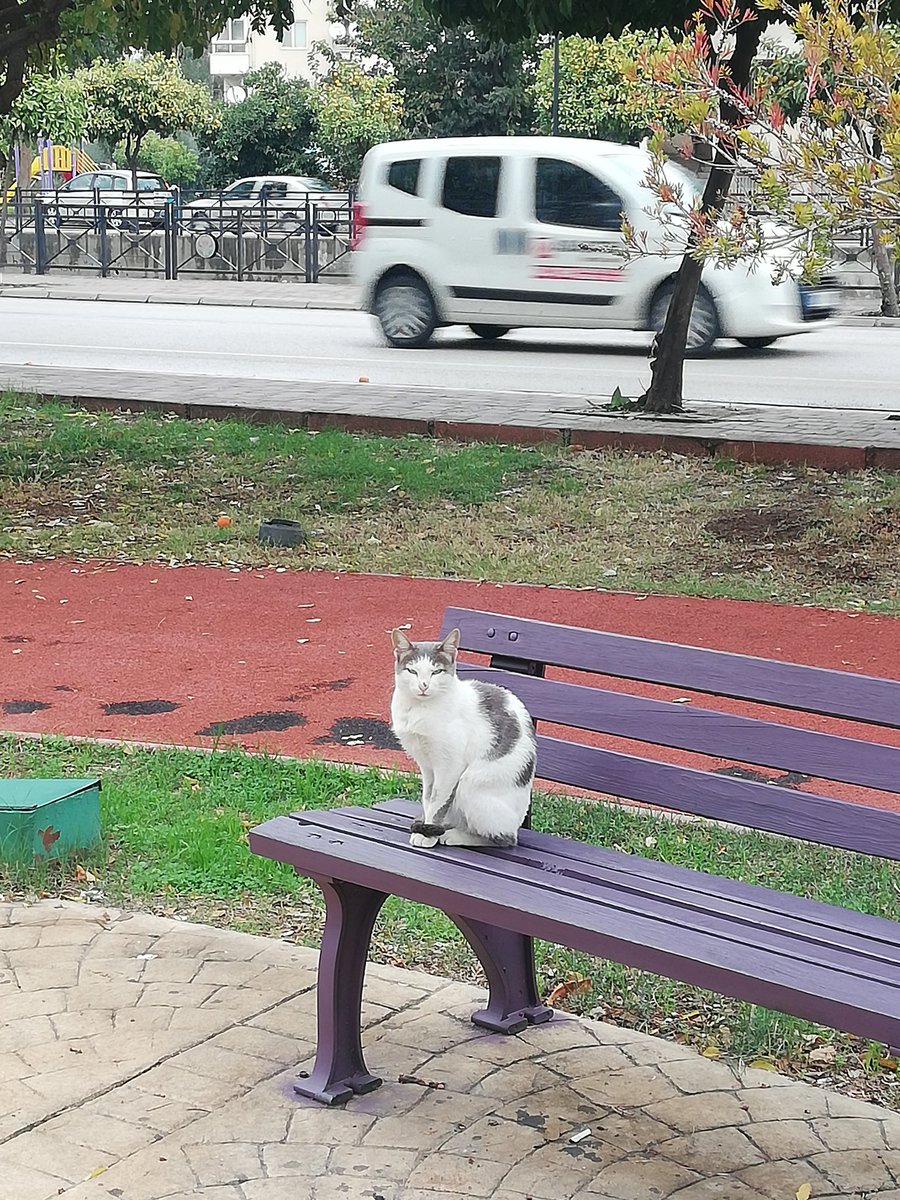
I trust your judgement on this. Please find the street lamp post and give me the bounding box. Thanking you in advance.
[551,32,560,136]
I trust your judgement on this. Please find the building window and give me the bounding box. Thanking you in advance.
[279,20,308,48]
[212,17,247,52]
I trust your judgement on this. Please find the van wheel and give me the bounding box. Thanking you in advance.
[738,337,778,350]
[649,283,720,357]
[375,273,437,348]
[469,325,510,340]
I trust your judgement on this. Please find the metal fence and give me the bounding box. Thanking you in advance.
[4,188,355,282]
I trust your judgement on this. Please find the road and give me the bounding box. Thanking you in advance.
[1,297,898,411]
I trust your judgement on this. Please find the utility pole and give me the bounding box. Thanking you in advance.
[551,32,560,136]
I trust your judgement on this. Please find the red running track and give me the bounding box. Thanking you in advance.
[2,560,899,811]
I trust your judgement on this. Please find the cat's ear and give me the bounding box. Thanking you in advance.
[391,628,413,660]
[438,628,461,660]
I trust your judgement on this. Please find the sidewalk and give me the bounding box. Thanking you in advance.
[2,898,898,1200]
[0,272,358,310]
[3,272,899,467]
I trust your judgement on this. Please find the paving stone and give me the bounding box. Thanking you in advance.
[241,1181,315,1200]
[259,1142,331,1177]
[173,1044,280,1087]
[572,1065,681,1108]
[114,1004,176,1031]
[621,1038,705,1066]
[407,1152,511,1197]
[745,1118,827,1159]
[329,1144,418,1180]
[313,1180,401,1200]
[184,1141,265,1186]
[665,1180,762,1199]
[440,1114,546,1164]
[501,1144,607,1198]
[583,1157,701,1198]
[540,1044,636,1079]
[738,1160,833,1199]
[89,1086,209,1133]
[644,1091,752,1133]
[470,1056,561,1100]
[42,1109,159,1156]
[140,957,202,984]
[210,1025,303,1064]
[286,1106,377,1146]
[3,1127,116,1183]
[0,1156,68,1200]
[736,1086,832,1122]
[809,1149,897,1192]
[135,1063,247,1107]
[94,1145,200,1200]
[361,1112,461,1150]
[657,1126,765,1173]
[656,1056,742,1094]
[139,981,220,1008]
[809,1115,889,1151]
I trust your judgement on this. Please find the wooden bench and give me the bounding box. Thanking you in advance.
[249,606,900,1105]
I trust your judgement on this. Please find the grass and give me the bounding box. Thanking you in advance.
[2,734,898,1111]
[1,393,898,612]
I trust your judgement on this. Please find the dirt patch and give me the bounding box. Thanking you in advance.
[705,505,821,544]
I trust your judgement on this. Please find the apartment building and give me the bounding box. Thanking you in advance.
[209,2,333,98]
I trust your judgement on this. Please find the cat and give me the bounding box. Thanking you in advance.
[390,627,537,849]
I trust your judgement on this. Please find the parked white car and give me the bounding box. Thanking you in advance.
[39,170,173,228]
[352,136,839,355]
[183,175,339,230]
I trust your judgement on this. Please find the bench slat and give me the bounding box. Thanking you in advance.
[532,735,900,859]
[374,798,900,942]
[459,666,900,795]
[249,810,900,1048]
[352,804,900,985]
[443,608,900,728]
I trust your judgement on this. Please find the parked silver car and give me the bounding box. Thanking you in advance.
[38,170,174,228]
[183,175,338,231]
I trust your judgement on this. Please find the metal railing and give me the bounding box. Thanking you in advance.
[4,187,355,282]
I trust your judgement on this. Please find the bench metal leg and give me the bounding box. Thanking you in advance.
[451,916,554,1034]
[296,878,387,1105]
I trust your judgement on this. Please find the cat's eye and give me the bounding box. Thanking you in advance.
[405,667,416,674]
[432,668,444,674]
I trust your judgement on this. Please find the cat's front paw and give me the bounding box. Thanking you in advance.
[409,832,439,849]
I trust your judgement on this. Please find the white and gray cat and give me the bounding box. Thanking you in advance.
[390,627,536,849]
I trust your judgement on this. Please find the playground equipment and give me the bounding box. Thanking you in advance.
[5,140,100,197]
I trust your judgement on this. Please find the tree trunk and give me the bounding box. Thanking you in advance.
[638,18,763,413]
[870,221,900,317]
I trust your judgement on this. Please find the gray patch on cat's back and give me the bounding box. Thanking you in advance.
[474,681,522,759]
[515,752,536,788]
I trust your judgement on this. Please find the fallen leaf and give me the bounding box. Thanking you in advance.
[545,972,592,1008]
[748,1058,778,1071]
[796,1184,812,1200]
[701,1045,720,1058]
[808,1045,836,1066]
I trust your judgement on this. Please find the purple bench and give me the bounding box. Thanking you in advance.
[249,607,900,1106]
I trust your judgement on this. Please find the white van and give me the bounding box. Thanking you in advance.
[352,136,838,355]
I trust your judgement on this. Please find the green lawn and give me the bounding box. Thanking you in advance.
[2,393,898,612]
[2,735,897,1109]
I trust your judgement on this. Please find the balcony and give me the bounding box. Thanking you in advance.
[209,49,251,75]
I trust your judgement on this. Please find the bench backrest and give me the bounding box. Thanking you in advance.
[439,607,900,861]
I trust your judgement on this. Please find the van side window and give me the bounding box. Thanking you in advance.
[442,156,501,218]
[387,159,421,196]
[535,159,623,231]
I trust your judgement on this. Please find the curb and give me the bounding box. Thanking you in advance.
[35,389,900,472]
[0,284,357,310]
[1,283,898,325]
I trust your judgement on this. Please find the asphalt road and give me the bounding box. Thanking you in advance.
[1,297,898,411]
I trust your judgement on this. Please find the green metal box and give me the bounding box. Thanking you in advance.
[0,778,101,865]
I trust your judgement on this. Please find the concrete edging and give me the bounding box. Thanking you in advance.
[39,389,900,471]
